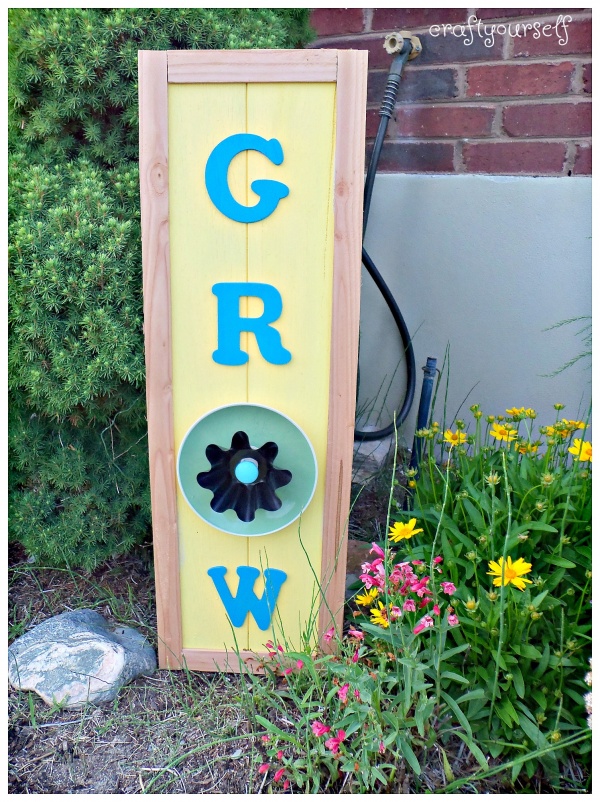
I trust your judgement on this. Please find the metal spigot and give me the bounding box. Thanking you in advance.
[384,30,422,59]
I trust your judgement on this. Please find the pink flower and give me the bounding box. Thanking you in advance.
[418,596,433,608]
[354,688,361,700]
[311,721,331,737]
[261,735,270,743]
[447,613,460,626]
[403,598,416,612]
[433,555,443,564]
[325,729,346,756]
[277,750,284,760]
[413,615,434,635]
[433,604,441,616]
[370,542,385,558]
[296,659,304,670]
[441,581,456,595]
[283,779,290,791]
[338,683,350,703]
[273,768,286,783]
[390,606,402,620]
[379,740,385,754]
[277,644,284,653]
[412,560,424,566]
[360,573,385,590]
[323,627,335,642]
[283,667,293,675]
[352,648,359,663]
[265,641,273,650]
[258,763,269,774]
[389,566,402,585]
[411,577,431,597]
[348,628,364,640]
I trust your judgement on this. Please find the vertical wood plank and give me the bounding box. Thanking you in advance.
[245,82,337,651]
[138,51,182,668]
[319,50,368,646]
[167,82,250,652]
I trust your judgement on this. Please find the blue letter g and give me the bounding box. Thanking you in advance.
[205,133,289,223]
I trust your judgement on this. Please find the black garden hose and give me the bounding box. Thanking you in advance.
[354,39,417,441]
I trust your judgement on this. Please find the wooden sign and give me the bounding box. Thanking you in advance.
[139,49,367,671]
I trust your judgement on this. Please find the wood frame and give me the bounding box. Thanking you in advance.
[139,49,367,671]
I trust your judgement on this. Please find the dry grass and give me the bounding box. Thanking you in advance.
[8,544,261,794]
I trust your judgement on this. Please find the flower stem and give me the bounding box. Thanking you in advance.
[488,450,512,730]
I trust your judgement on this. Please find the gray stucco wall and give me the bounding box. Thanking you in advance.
[358,174,591,446]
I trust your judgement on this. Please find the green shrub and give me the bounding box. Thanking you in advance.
[8,156,149,569]
[9,8,314,166]
[8,8,314,569]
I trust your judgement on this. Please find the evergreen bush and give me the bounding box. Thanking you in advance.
[9,8,314,569]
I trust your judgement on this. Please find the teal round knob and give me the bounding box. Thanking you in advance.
[234,458,259,484]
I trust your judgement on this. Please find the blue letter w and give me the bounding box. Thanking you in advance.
[207,566,287,631]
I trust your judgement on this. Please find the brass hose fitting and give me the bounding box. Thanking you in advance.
[383,30,422,59]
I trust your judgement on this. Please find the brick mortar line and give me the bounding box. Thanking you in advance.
[366,98,592,107]
[368,136,591,144]
[364,58,592,72]
[312,12,592,42]
[564,142,577,173]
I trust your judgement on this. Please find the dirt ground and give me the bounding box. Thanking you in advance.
[7,478,589,794]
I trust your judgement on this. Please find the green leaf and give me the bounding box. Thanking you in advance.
[511,667,525,699]
[441,670,470,685]
[440,691,472,739]
[517,712,547,749]
[519,644,542,659]
[543,556,576,568]
[398,737,421,775]
[440,643,470,661]
[440,746,455,783]
[456,688,486,705]
[453,730,489,770]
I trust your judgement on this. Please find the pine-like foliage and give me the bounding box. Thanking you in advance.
[9,8,314,569]
[9,7,314,166]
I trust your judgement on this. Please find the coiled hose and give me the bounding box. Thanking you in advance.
[354,39,417,441]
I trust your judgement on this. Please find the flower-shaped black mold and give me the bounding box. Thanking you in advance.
[197,431,292,523]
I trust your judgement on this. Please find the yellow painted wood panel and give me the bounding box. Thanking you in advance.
[245,83,337,650]
[168,83,250,650]
[168,81,337,655]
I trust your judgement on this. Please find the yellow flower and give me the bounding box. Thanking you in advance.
[516,441,539,455]
[525,408,537,419]
[546,424,569,439]
[356,588,379,607]
[369,601,389,628]
[487,556,533,591]
[490,423,517,442]
[485,472,500,486]
[389,518,423,543]
[562,419,585,431]
[506,407,525,417]
[568,439,592,462]
[465,597,478,611]
[443,429,467,446]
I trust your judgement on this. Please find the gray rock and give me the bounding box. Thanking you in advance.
[8,609,156,709]
[353,434,396,484]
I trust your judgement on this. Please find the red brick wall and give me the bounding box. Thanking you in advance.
[309,8,591,175]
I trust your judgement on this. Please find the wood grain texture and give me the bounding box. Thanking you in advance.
[319,50,368,648]
[167,48,337,83]
[139,51,183,669]
[245,81,336,651]
[182,649,269,673]
[167,83,249,653]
